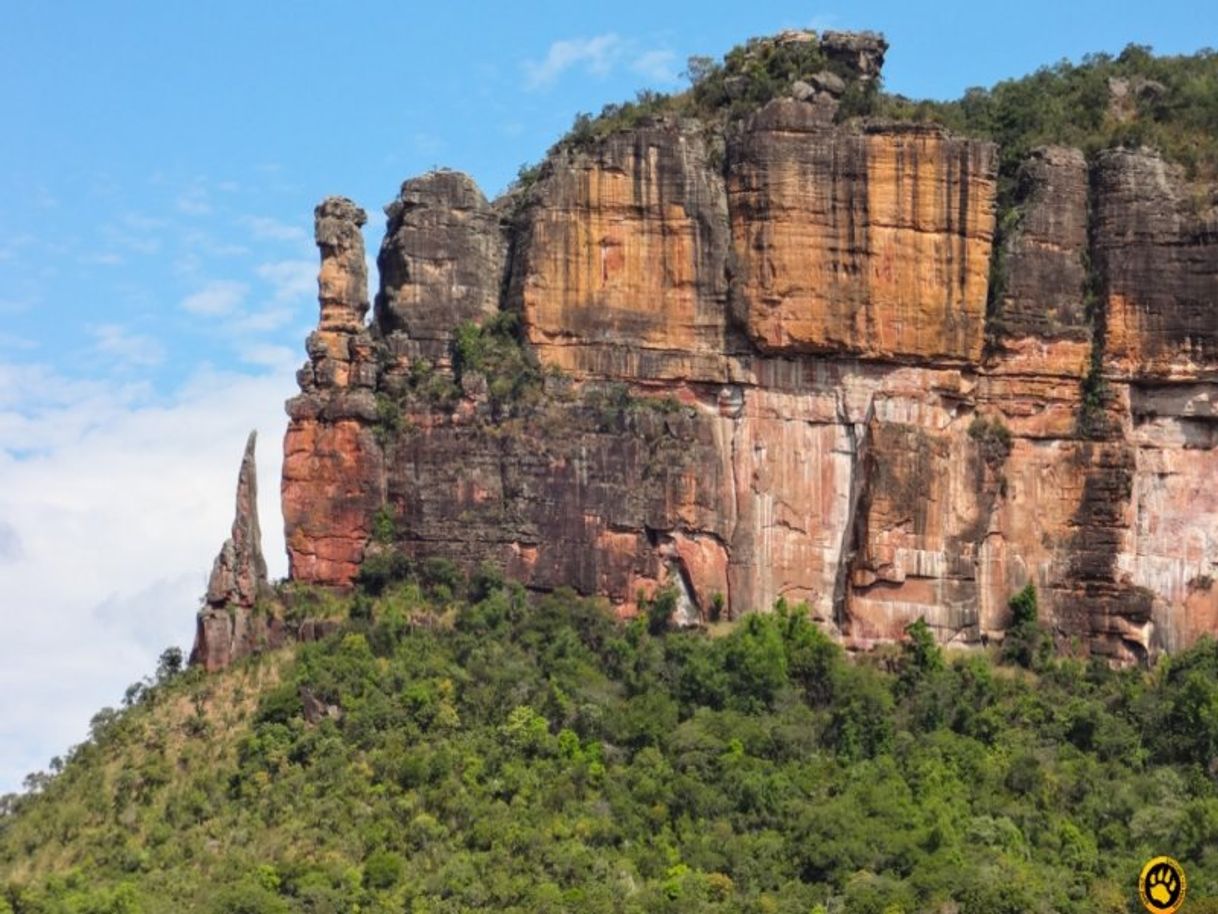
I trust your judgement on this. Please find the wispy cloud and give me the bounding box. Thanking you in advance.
[172,253,203,277]
[414,132,445,156]
[524,34,682,90]
[0,298,34,316]
[631,49,680,85]
[230,306,295,334]
[99,221,161,256]
[0,332,37,351]
[181,280,248,317]
[80,252,124,267]
[176,184,212,215]
[257,259,316,304]
[240,215,308,243]
[90,324,166,369]
[120,212,167,232]
[0,521,21,563]
[182,229,248,258]
[239,343,298,370]
[524,33,622,89]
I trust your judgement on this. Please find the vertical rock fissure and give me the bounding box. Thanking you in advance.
[831,392,872,630]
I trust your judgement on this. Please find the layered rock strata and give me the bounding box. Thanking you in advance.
[282,198,384,586]
[272,32,1217,666]
[729,105,995,362]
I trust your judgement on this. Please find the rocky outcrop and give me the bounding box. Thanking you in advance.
[272,34,1218,665]
[282,197,384,586]
[191,432,279,672]
[995,145,1090,343]
[820,31,887,82]
[376,171,507,368]
[205,431,268,608]
[1092,148,1218,379]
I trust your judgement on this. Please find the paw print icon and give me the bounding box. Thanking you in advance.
[1139,856,1186,914]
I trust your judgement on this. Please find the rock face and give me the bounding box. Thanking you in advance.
[191,432,277,672]
[376,171,507,368]
[1092,148,1218,378]
[728,106,995,361]
[276,33,1218,664]
[282,197,384,587]
[996,145,1090,342]
[511,121,732,383]
[205,431,267,608]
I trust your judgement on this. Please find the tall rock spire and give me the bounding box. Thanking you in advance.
[314,196,370,333]
[190,431,276,671]
[204,430,268,609]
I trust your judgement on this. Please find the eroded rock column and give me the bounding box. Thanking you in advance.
[190,432,276,672]
[282,197,384,586]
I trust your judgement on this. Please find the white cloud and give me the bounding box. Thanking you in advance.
[239,343,298,370]
[631,49,679,85]
[0,520,22,561]
[120,213,167,232]
[0,232,35,262]
[524,33,621,89]
[0,361,296,794]
[241,215,308,243]
[90,324,166,369]
[172,252,203,276]
[176,185,212,215]
[181,280,249,316]
[182,229,249,258]
[257,259,316,304]
[99,222,161,256]
[0,332,38,351]
[0,299,32,316]
[231,306,295,334]
[80,252,124,266]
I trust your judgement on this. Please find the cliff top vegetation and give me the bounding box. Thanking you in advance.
[537,32,1218,186]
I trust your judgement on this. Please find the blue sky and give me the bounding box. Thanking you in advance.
[0,0,1213,793]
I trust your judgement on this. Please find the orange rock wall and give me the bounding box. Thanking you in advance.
[281,113,1218,664]
[513,125,731,382]
[728,104,995,361]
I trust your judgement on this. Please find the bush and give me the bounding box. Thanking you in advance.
[356,551,412,597]
[646,587,679,635]
[968,416,1013,465]
[371,506,396,545]
[1002,583,1051,669]
[452,313,542,417]
[362,850,405,890]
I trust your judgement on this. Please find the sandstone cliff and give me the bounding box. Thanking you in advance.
[240,30,1218,669]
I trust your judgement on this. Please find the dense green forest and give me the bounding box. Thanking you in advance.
[5,564,1218,914]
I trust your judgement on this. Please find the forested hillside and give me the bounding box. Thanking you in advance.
[4,565,1218,913]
